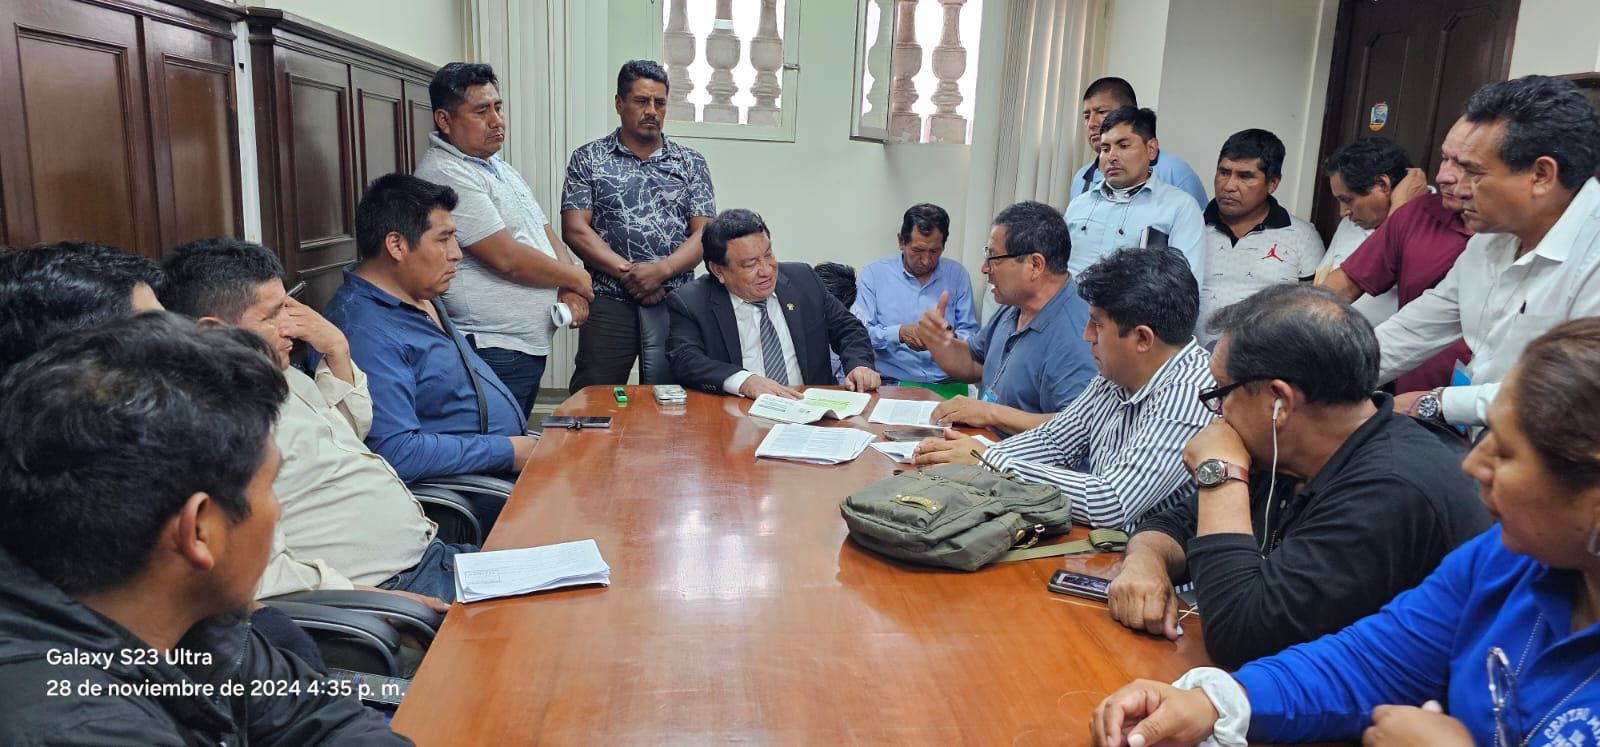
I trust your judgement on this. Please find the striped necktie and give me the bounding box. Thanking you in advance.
[749,300,789,385]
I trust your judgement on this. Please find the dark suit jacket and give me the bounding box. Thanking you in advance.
[666,262,875,393]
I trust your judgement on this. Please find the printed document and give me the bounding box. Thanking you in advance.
[454,539,611,603]
[747,389,872,424]
[755,423,876,464]
[867,398,940,426]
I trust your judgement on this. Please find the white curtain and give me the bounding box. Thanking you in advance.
[465,0,611,390]
[961,0,1108,316]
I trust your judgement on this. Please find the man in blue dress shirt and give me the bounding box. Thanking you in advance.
[325,173,536,527]
[1073,77,1207,208]
[915,201,1098,436]
[1065,106,1207,289]
[852,203,979,385]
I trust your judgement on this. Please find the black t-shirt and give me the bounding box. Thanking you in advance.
[1135,395,1492,668]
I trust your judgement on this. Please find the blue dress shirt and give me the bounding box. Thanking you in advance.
[1072,150,1209,209]
[1064,174,1208,286]
[324,270,527,482]
[852,255,979,382]
[966,279,1097,415]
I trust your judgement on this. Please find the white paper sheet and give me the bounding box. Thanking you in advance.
[867,398,940,426]
[453,539,611,603]
[871,434,997,464]
[754,423,876,464]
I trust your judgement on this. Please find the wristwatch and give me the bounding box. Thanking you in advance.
[1194,459,1249,490]
[1414,387,1447,424]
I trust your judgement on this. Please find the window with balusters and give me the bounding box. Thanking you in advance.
[660,0,801,142]
[656,0,981,145]
[852,0,983,144]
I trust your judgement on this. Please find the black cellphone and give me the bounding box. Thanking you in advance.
[883,426,945,441]
[1047,569,1111,602]
[541,416,613,430]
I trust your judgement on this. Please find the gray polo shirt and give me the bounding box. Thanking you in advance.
[416,133,560,356]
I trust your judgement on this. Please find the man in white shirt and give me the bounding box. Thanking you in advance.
[1380,75,1600,427]
[160,239,469,609]
[1065,107,1207,287]
[1196,129,1324,342]
[415,62,593,415]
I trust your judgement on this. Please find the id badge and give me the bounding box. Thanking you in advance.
[980,387,999,403]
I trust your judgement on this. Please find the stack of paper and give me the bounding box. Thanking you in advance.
[746,389,872,424]
[755,423,877,464]
[867,398,940,426]
[453,539,611,603]
[870,434,999,464]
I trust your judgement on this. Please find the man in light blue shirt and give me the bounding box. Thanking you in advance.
[853,203,979,384]
[1064,106,1207,287]
[1073,77,1207,208]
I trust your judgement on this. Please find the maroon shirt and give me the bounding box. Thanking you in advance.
[1340,193,1473,392]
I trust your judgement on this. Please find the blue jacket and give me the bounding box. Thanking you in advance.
[1235,526,1600,746]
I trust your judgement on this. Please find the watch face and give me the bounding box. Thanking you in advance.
[1417,395,1440,419]
[1196,460,1224,486]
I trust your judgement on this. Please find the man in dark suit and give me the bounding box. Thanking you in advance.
[667,208,879,397]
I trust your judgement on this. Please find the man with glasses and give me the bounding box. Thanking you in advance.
[914,201,1097,435]
[913,248,1213,533]
[1106,285,1488,668]
[852,203,978,390]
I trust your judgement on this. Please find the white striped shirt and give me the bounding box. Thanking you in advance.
[984,339,1215,530]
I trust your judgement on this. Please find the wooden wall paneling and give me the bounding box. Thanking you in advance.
[244,8,437,310]
[283,48,357,311]
[404,80,436,171]
[0,0,159,256]
[352,66,405,191]
[143,14,242,248]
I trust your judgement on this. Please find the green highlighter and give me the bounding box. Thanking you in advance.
[612,386,628,404]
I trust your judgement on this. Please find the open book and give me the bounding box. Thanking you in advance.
[746,389,871,424]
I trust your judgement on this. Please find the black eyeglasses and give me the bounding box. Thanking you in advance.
[1197,377,1270,415]
[981,250,1036,267]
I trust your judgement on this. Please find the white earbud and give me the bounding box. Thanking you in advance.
[1272,398,1283,423]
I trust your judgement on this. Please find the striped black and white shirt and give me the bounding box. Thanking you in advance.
[984,339,1215,531]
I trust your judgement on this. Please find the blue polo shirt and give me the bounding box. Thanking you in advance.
[965,279,1096,415]
[324,270,527,482]
[853,255,980,382]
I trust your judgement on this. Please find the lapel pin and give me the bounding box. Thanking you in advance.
[786,303,795,311]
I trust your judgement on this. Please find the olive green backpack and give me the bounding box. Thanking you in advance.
[840,463,1081,572]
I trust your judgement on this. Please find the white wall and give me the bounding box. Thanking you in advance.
[1142,0,1336,217]
[1509,0,1600,77]
[247,0,465,66]
[1104,0,1169,112]
[600,0,974,274]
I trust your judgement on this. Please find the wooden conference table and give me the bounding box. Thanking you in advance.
[392,386,1212,745]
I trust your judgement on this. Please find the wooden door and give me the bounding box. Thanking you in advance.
[1311,0,1520,239]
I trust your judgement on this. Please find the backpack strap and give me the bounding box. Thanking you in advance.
[995,528,1129,563]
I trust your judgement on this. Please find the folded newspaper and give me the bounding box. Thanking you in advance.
[453,539,611,603]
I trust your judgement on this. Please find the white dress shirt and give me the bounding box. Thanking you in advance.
[721,290,804,396]
[1376,178,1600,425]
[255,360,437,598]
[1319,219,1397,326]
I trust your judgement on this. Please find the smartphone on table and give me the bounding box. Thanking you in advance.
[541,416,613,430]
[882,426,945,442]
[1047,569,1110,602]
